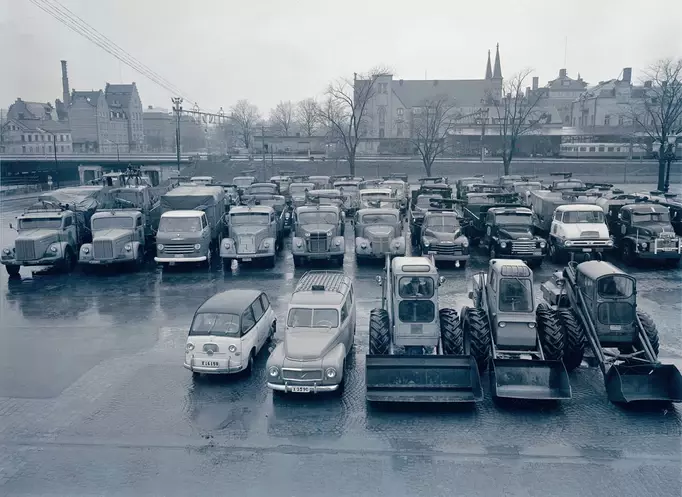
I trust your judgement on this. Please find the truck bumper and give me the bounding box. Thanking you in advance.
[1,257,61,267]
[424,252,470,262]
[222,253,272,261]
[155,256,207,263]
[635,251,681,260]
[267,382,340,393]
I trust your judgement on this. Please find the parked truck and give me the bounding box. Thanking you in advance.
[79,209,147,270]
[155,186,226,268]
[546,204,613,263]
[2,187,109,276]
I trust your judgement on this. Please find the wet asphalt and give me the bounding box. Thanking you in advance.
[0,192,680,497]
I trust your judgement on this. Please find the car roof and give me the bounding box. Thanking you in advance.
[197,289,263,314]
[577,260,626,279]
[290,271,351,306]
[161,210,204,217]
[249,182,276,187]
[555,203,604,212]
[308,189,341,195]
[361,188,392,195]
[622,203,668,213]
[309,175,330,179]
[391,256,437,274]
[230,205,274,214]
[296,204,338,212]
[489,207,532,214]
[290,182,315,187]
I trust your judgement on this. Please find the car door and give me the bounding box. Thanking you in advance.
[260,293,274,339]
[250,296,266,353]
[240,306,257,357]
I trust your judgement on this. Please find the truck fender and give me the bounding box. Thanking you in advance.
[291,236,305,253]
[331,236,345,251]
[321,343,346,378]
[130,240,143,258]
[79,243,94,260]
[53,240,72,258]
[260,237,276,252]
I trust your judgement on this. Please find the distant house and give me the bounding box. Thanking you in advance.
[1,118,72,155]
[105,83,144,152]
[69,90,111,153]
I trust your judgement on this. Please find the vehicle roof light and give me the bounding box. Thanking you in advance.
[500,265,532,277]
[402,264,431,272]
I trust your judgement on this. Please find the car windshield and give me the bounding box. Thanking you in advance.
[18,217,62,229]
[189,313,240,337]
[399,277,435,298]
[425,215,459,231]
[562,210,605,223]
[336,184,358,193]
[362,192,391,200]
[496,214,532,226]
[362,213,397,224]
[92,217,134,230]
[248,185,276,194]
[631,210,670,223]
[498,278,533,312]
[287,308,339,328]
[597,275,634,298]
[158,217,201,232]
[554,181,585,190]
[231,213,269,225]
[290,184,314,194]
[298,211,338,224]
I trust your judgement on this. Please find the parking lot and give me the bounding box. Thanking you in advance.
[0,192,680,497]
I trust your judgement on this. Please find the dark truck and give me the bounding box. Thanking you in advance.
[480,206,547,267]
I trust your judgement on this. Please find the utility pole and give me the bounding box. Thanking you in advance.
[171,97,183,172]
[261,125,266,182]
[52,134,59,187]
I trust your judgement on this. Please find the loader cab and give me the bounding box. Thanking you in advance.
[488,261,534,314]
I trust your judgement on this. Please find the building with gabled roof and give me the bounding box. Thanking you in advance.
[105,82,144,152]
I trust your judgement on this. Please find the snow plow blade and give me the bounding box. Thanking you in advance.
[365,355,483,403]
[491,358,572,400]
[605,363,682,403]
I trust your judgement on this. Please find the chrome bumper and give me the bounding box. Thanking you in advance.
[155,256,207,263]
[267,382,339,393]
[184,361,245,374]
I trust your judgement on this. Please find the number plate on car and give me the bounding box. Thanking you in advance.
[201,361,219,367]
[290,386,312,393]
[242,257,252,262]
[609,325,622,331]
[174,254,183,258]
[428,251,437,255]
[582,248,592,252]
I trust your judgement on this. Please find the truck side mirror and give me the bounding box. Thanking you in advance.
[468,290,474,300]
[375,275,383,286]
[438,276,446,286]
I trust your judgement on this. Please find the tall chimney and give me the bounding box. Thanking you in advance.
[559,68,567,78]
[61,60,70,106]
[532,77,539,90]
[622,67,632,83]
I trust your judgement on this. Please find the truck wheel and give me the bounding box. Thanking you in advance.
[548,242,562,264]
[5,265,20,277]
[440,308,464,355]
[293,255,303,267]
[265,255,276,268]
[368,308,391,355]
[134,250,145,270]
[621,242,636,266]
[489,244,498,259]
[637,311,659,358]
[527,258,542,269]
[335,255,344,267]
[461,306,491,373]
[222,258,233,271]
[536,303,565,361]
[557,309,585,372]
[64,248,77,272]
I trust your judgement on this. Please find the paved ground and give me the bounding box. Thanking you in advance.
[0,191,680,497]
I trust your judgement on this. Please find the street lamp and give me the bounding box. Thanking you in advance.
[37,127,59,188]
[104,139,121,164]
[664,135,678,193]
[171,97,184,172]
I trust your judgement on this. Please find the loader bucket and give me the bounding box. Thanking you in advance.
[365,355,483,403]
[604,363,682,403]
[491,358,572,400]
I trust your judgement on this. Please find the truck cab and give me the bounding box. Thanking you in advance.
[190,176,214,186]
[79,210,145,269]
[548,204,613,262]
[419,210,470,267]
[245,183,279,196]
[291,204,345,267]
[308,176,331,189]
[233,176,256,190]
[289,182,315,208]
[220,205,279,267]
[359,188,394,209]
[155,210,213,267]
[354,207,406,261]
[269,175,293,197]
[483,207,546,267]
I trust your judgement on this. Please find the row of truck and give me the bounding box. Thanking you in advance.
[3,170,681,275]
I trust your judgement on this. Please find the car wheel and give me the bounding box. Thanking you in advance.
[244,350,255,376]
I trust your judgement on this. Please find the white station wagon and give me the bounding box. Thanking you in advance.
[184,289,276,376]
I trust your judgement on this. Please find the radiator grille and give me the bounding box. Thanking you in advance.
[308,233,328,253]
[164,244,195,255]
[511,240,537,255]
[93,240,114,259]
[15,240,36,260]
[282,369,323,381]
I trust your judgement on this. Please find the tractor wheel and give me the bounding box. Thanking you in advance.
[637,311,659,358]
[461,306,491,373]
[439,308,463,355]
[368,308,391,355]
[557,308,585,372]
[536,303,565,361]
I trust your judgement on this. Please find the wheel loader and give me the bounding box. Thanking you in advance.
[540,261,682,403]
[462,259,572,401]
[365,254,483,403]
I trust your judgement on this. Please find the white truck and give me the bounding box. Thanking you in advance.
[547,204,613,263]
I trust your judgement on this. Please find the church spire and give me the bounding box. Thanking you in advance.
[493,43,502,80]
[485,49,493,80]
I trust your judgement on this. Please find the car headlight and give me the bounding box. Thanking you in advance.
[360,242,368,249]
[124,243,132,252]
[295,239,303,247]
[82,247,90,254]
[500,241,507,249]
[565,240,574,247]
[325,367,337,379]
[335,239,342,246]
[157,244,164,251]
[423,240,430,247]
[224,240,231,249]
[540,241,546,248]
[462,239,469,248]
[640,242,648,249]
[498,321,506,328]
[305,232,311,238]
[606,239,614,246]
[50,245,58,253]
[268,366,279,377]
[194,243,201,250]
[393,241,401,248]
[185,343,195,352]
[228,344,237,353]
[263,241,270,248]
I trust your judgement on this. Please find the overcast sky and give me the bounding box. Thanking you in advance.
[2,0,681,114]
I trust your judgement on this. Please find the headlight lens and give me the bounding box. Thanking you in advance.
[606,239,614,246]
[83,247,90,254]
[268,366,279,377]
[360,242,368,249]
[224,240,231,249]
[640,242,648,249]
[194,243,201,250]
[157,244,164,251]
[185,342,195,352]
[50,245,58,253]
[528,322,536,329]
[124,243,132,251]
[462,239,469,248]
[498,321,506,328]
[3,248,11,255]
[335,239,341,246]
[500,241,507,249]
[565,240,574,247]
[263,241,270,248]
[325,367,337,379]
[305,232,311,238]
[228,345,237,353]
[423,240,430,247]
[540,241,546,248]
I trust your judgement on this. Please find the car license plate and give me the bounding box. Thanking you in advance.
[582,248,592,252]
[174,254,183,258]
[201,361,219,367]
[290,385,312,393]
[533,251,542,255]
[90,260,100,264]
[242,257,252,262]
[609,325,622,331]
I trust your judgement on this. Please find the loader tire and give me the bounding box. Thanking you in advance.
[461,306,491,373]
[557,308,585,372]
[440,308,463,355]
[536,303,565,361]
[368,308,391,355]
[637,311,659,358]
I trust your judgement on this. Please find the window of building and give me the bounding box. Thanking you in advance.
[618,116,624,126]
[397,126,403,137]
[589,146,596,152]
[27,135,32,142]
[378,106,386,125]
[579,146,586,152]
[379,128,385,138]
[29,146,33,152]
[48,146,52,153]
[604,115,611,126]
[60,145,64,152]
[21,135,25,142]
[397,107,403,117]
[22,145,26,153]
[607,146,614,152]
[591,115,595,125]
[598,146,605,152]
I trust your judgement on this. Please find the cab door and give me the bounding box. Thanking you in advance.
[200,213,210,248]
[483,212,495,248]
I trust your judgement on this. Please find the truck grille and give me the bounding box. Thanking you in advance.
[281,369,323,381]
[433,243,464,255]
[237,235,256,254]
[580,231,600,238]
[655,238,679,250]
[308,233,328,253]
[164,244,195,255]
[93,240,114,259]
[15,240,36,260]
[511,240,537,255]
[369,234,390,254]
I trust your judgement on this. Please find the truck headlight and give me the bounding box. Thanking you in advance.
[268,366,279,377]
[194,243,201,250]
[606,239,614,246]
[50,245,58,253]
[305,232,311,238]
[527,322,536,329]
[565,240,574,247]
[335,239,342,246]
[325,367,337,379]
[500,241,507,249]
[423,240,430,247]
[462,240,469,248]
[295,240,303,248]
[263,241,270,248]
[640,242,648,249]
[2,248,10,255]
[224,240,231,249]
[539,241,546,248]
[157,244,164,251]
[124,243,132,252]
[498,321,506,328]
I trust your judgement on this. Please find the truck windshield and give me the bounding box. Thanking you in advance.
[399,277,435,298]
[158,217,201,232]
[496,214,532,226]
[361,213,397,224]
[498,278,533,312]
[597,275,634,298]
[298,212,338,224]
[112,190,143,207]
[336,184,358,193]
[290,184,314,195]
[287,308,339,328]
[248,185,276,194]
[231,213,269,225]
[18,217,62,229]
[233,178,253,188]
[425,215,459,231]
[631,211,670,224]
[190,313,240,337]
[92,217,134,230]
[562,211,604,223]
[416,196,434,208]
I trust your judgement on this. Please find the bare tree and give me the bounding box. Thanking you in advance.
[230,99,260,149]
[491,69,548,175]
[296,98,320,137]
[410,97,459,176]
[319,67,389,175]
[628,59,682,191]
[270,100,294,136]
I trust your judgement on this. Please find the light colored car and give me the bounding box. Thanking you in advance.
[266,271,355,394]
[185,289,276,376]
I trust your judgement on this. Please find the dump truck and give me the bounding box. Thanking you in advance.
[540,261,682,403]
[462,259,572,400]
[155,186,226,268]
[365,255,483,403]
[2,186,108,276]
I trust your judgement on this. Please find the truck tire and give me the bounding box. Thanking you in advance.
[265,255,276,268]
[5,265,20,277]
[621,242,636,266]
[368,308,391,355]
[557,308,585,372]
[637,311,659,358]
[489,244,498,259]
[548,241,563,264]
[440,308,464,355]
[293,255,303,267]
[335,255,344,267]
[536,303,565,361]
[222,258,233,271]
[134,249,145,271]
[461,306,491,373]
[63,247,77,272]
